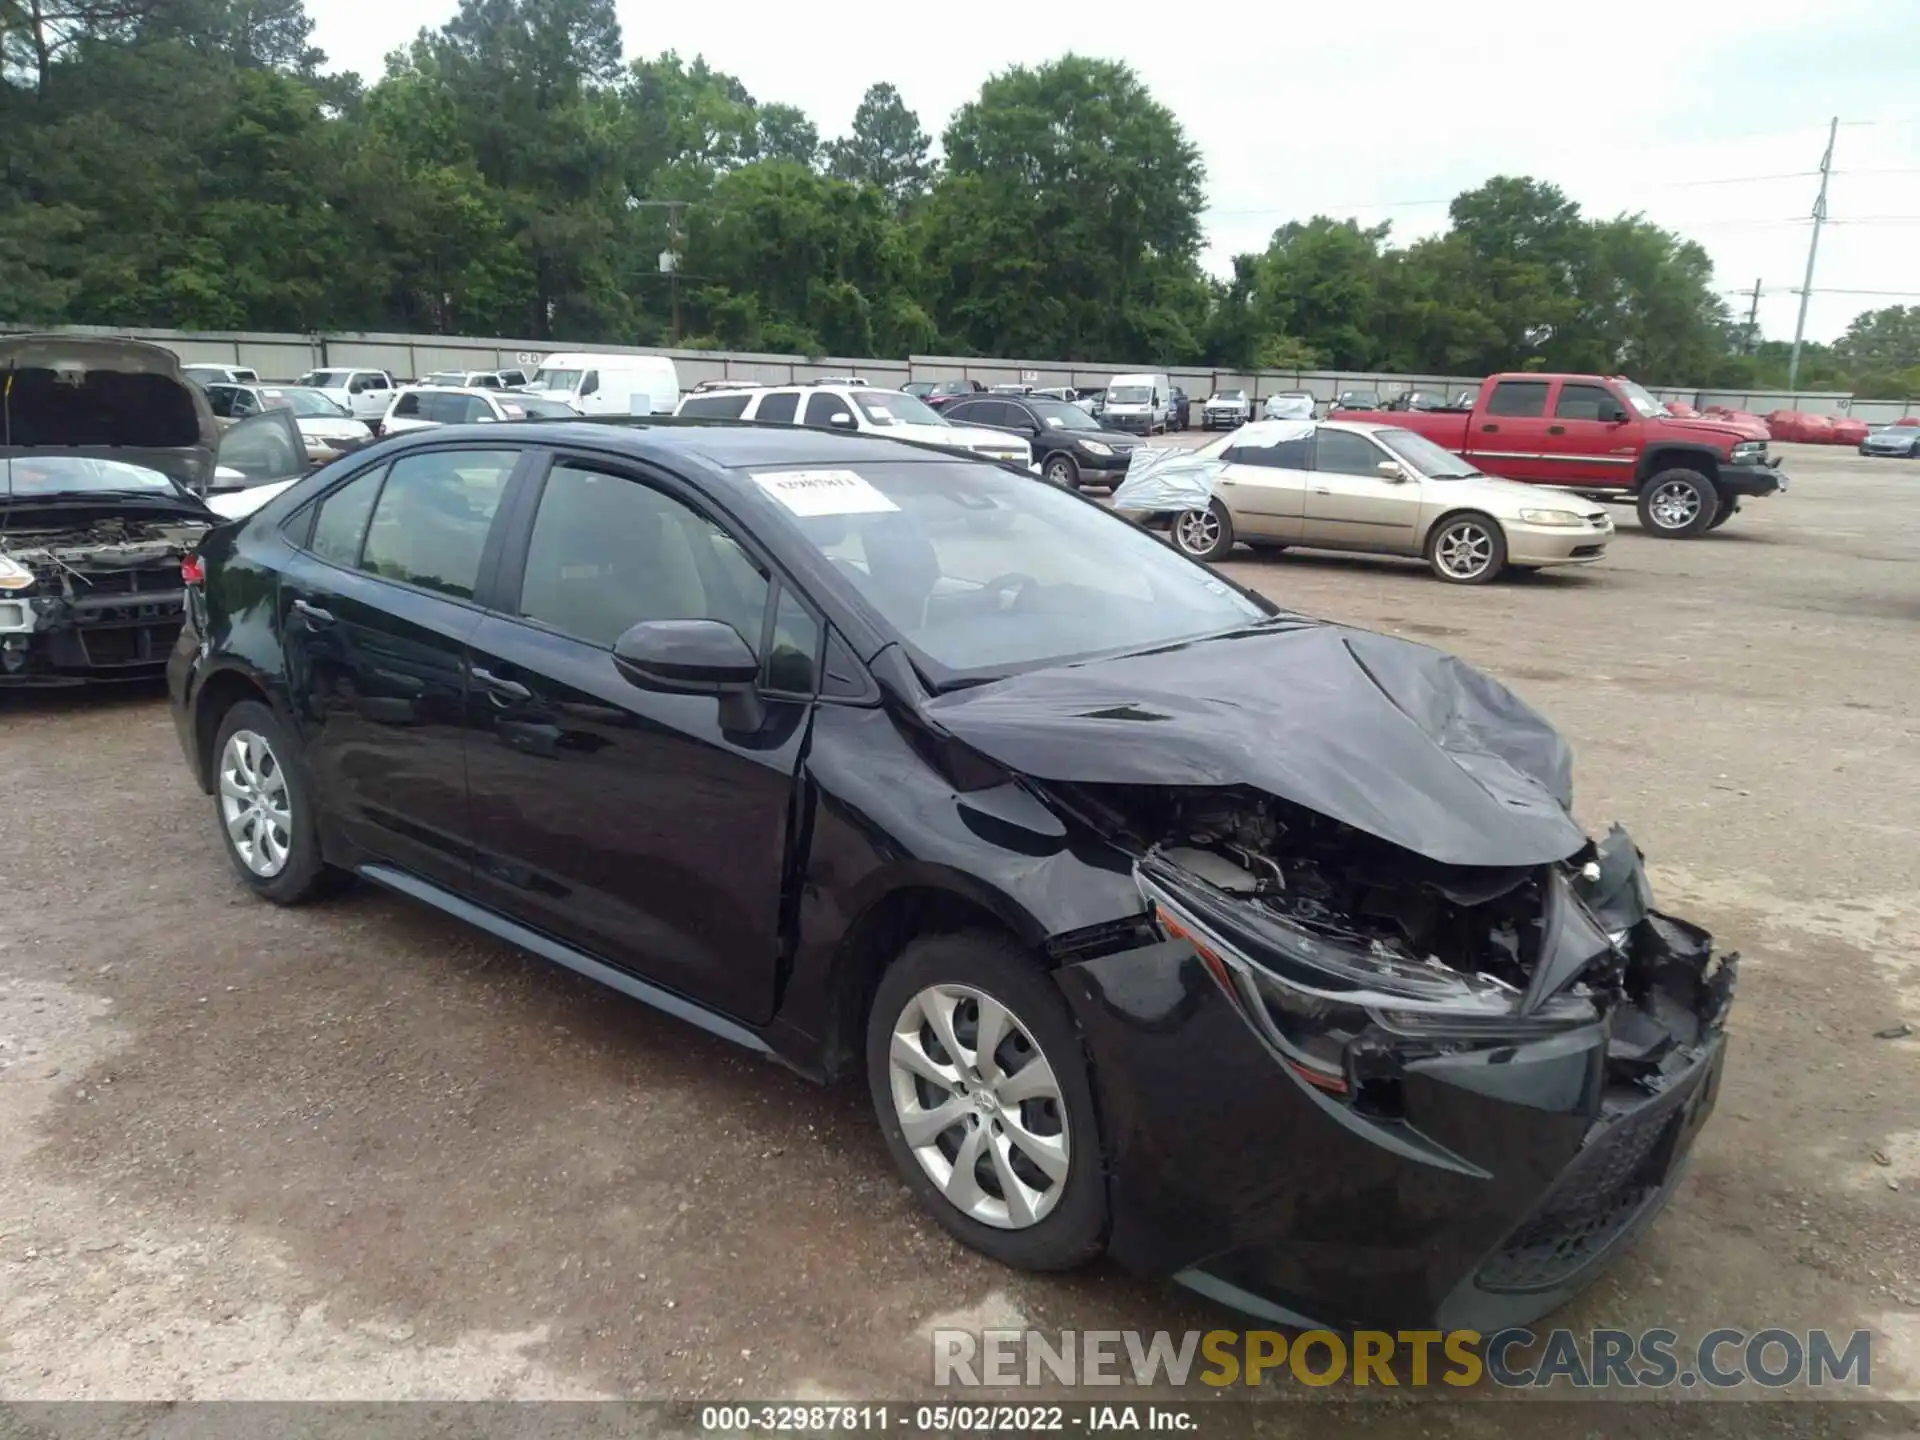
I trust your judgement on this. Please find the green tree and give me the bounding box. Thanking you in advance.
[1251,217,1389,371]
[825,82,932,207]
[754,101,818,168]
[928,55,1206,360]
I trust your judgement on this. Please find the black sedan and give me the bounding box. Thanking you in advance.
[168,420,1733,1330]
[939,395,1145,490]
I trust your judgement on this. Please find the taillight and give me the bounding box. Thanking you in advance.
[181,553,206,586]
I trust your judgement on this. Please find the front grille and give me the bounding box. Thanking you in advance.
[74,567,170,597]
[1476,1100,1680,1292]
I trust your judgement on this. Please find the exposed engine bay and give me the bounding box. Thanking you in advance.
[1046,783,1736,1097]
[0,512,210,683]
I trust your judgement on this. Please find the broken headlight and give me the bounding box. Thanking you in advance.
[1139,865,1600,1096]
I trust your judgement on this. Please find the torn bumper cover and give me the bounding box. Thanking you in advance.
[1053,827,1733,1331]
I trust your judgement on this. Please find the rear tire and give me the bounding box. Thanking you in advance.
[211,700,334,905]
[1171,499,1235,562]
[866,931,1107,1272]
[1637,468,1721,538]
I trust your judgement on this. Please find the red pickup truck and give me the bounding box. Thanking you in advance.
[1343,374,1787,537]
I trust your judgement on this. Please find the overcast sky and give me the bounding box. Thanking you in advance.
[311,0,1920,344]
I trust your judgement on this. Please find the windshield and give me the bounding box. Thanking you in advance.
[1212,390,1246,401]
[1340,391,1380,406]
[1375,427,1481,479]
[760,459,1268,678]
[1616,380,1668,418]
[1029,400,1099,431]
[302,370,350,389]
[271,388,351,418]
[1108,386,1151,404]
[853,391,944,427]
[533,368,583,393]
[2,456,181,497]
[424,372,467,387]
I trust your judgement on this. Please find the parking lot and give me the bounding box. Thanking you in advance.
[1,440,1916,1415]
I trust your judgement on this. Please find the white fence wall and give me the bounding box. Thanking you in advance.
[6,323,1915,421]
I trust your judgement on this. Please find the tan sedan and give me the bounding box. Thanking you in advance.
[1153,420,1614,584]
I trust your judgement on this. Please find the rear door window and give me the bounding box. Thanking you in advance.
[358,450,517,601]
[1225,435,1311,469]
[1485,381,1549,418]
[755,392,799,424]
[679,393,752,419]
[308,468,385,567]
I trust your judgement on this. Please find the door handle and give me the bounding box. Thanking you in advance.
[1547,424,1566,435]
[291,598,334,627]
[1312,486,1331,494]
[470,666,531,702]
[1480,423,1500,432]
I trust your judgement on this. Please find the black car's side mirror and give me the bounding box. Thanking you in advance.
[613,619,763,729]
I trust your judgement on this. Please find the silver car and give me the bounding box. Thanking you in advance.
[1136,420,1615,584]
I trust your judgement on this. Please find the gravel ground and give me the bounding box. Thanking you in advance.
[0,441,1916,1425]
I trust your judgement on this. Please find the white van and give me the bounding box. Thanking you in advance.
[1103,372,1171,435]
[529,352,680,417]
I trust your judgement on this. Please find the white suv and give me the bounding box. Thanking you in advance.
[377,385,577,436]
[296,367,397,422]
[676,384,1035,470]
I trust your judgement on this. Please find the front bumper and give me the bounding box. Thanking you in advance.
[1203,411,1249,428]
[1716,461,1788,498]
[0,580,189,686]
[1055,918,1729,1331]
[1503,518,1614,567]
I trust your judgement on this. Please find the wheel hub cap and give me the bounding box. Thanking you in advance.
[888,983,1071,1230]
[1177,511,1219,551]
[1436,524,1493,578]
[1650,481,1700,528]
[218,729,292,878]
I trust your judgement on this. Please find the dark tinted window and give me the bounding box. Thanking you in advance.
[942,400,987,424]
[420,393,463,424]
[756,392,799,423]
[1485,381,1549,418]
[309,468,384,567]
[1313,429,1387,477]
[1554,383,1616,421]
[459,394,493,424]
[804,392,856,427]
[579,370,600,398]
[1225,436,1311,469]
[518,466,768,649]
[678,393,751,419]
[475,374,501,389]
[228,389,261,417]
[205,385,236,418]
[359,450,516,600]
[392,392,422,418]
[763,584,822,695]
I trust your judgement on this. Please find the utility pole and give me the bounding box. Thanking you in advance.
[667,200,684,347]
[1788,117,1838,392]
[1741,278,1763,354]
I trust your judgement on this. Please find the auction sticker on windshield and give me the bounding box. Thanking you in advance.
[753,469,900,517]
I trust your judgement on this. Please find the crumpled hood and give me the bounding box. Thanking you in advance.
[922,620,1585,868]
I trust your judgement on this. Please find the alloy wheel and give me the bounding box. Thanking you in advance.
[218,729,293,877]
[887,983,1071,1230]
[1434,521,1496,580]
[1175,509,1221,555]
[1647,480,1702,530]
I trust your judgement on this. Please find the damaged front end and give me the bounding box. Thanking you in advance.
[1047,782,1735,1330]
[0,516,209,684]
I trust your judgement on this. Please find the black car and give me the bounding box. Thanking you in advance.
[940,395,1144,490]
[167,419,1733,1330]
[1328,389,1383,413]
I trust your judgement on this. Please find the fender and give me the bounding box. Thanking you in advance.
[1636,442,1725,486]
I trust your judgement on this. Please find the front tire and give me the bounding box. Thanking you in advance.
[1172,499,1235,561]
[211,700,333,904]
[866,932,1107,1271]
[1637,468,1721,537]
[1426,512,1507,584]
[1043,453,1080,489]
